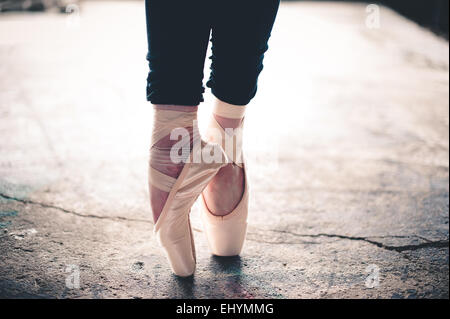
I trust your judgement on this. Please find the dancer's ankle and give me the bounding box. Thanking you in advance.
[214,115,243,131]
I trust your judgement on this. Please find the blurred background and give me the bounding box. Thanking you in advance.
[0,0,448,299]
[289,0,449,38]
[1,0,449,38]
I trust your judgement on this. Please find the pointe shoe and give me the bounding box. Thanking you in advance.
[150,109,227,277]
[200,100,249,257]
[152,142,228,277]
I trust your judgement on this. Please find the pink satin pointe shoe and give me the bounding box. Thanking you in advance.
[200,100,249,257]
[149,108,228,277]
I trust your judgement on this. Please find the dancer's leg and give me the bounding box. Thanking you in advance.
[204,0,280,216]
[145,0,211,222]
[150,105,197,223]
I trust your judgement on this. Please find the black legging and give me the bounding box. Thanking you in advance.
[145,0,280,106]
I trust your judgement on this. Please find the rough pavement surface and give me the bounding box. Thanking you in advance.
[0,1,448,299]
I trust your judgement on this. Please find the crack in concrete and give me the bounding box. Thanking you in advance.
[0,193,152,224]
[2,193,448,254]
[261,229,449,252]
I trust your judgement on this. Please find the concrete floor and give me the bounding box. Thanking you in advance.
[0,1,448,299]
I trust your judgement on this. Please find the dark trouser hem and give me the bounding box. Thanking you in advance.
[208,86,254,106]
[146,87,204,107]
[146,97,202,107]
